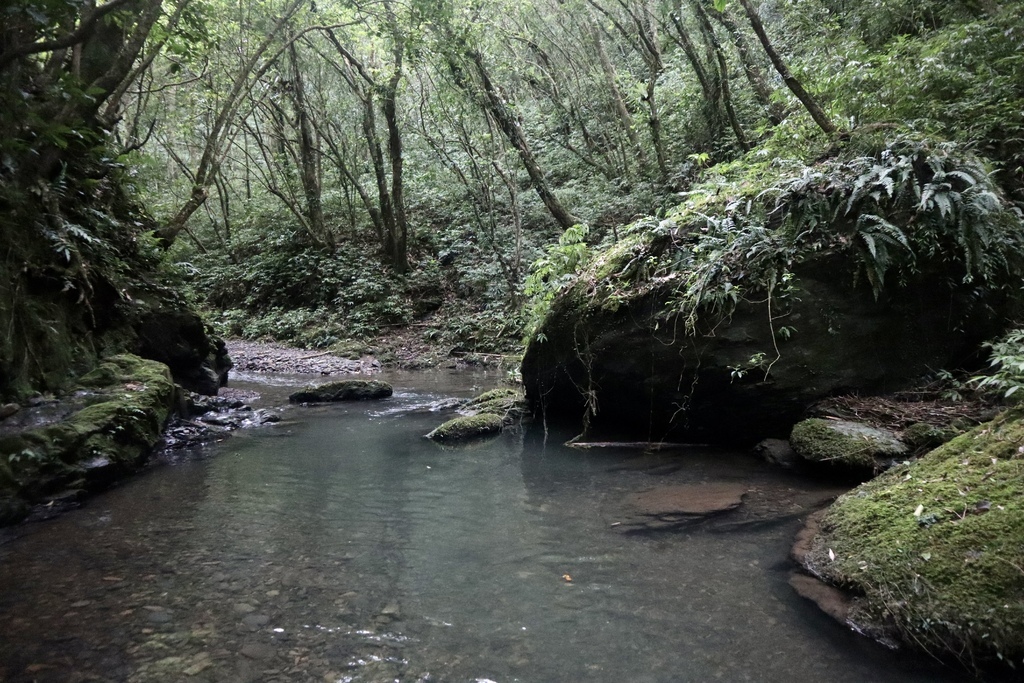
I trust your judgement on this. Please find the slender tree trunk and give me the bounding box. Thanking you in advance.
[587,17,648,175]
[288,39,328,245]
[381,0,408,273]
[361,93,399,260]
[709,4,783,125]
[456,48,579,230]
[690,0,749,150]
[668,2,715,102]
[735,0,837,135]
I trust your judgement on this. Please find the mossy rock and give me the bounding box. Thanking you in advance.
[0,354,175,522]
[805,409,1024,665]
[425,414,504,442]
[466,388,527,423]
[289,380,393,403]
[790,418,908,469]
[901,422,961,451]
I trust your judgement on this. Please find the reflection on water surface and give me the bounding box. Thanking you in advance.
[0,371,958,682]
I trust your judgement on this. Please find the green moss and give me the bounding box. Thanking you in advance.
[808,409,1024,663]
[425,413,504,442]
[902,422,960,451]
[0,354,175,514]
[466,388,526,422]
[790,418,907,468]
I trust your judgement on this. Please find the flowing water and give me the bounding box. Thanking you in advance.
[0,371,960,682]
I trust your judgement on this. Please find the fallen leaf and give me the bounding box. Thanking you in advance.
[562,574,573,582]
[828,548,836,561]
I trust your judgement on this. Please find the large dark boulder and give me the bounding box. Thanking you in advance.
[522,139,1024,444]
[135,308,231,395]
[522,262,1005,444]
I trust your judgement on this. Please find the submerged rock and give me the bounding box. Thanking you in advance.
[612,482,748,532]
[289,380,393,403]
[789,418,907,470]
[425,413,504,442]
[754,438,800,469]
[801,409,1024,666]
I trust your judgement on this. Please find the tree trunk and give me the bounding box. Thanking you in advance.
[735,0,837,135]
[587,17,648,175]
[690,0,749,151]
[457,48,579,230]
[288,39,328,245]
[382,0,409,273]
[709,4,783,125]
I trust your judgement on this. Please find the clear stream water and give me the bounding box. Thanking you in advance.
[0,370,961,682]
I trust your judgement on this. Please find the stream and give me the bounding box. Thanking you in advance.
[0,370,960,682]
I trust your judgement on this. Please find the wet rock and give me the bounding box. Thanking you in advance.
[239,642,276,660]
[790,419,907,470]
[289,380,393,403]
[135,309,231,396]
[612,482,748,532]
[425,414,504,442]
[522,238,1012,444]
[198,412,244,428]
[0,403,20,420]
[901,421,959,452]
[233,603,257,614]
[0,497,30,525]
[789,573,851,624]
[241,614,269,630]
[754,438,800,469]
[463,388,527,423]
[0,355,176,526]
[243,409,280,427]
[801,409,1024,664]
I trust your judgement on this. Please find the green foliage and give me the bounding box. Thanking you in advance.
[972,328,1024,401]
[567,136,1024,334]
[522,224,590,342]
[813,4,1024,200]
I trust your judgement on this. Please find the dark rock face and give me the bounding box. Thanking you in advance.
[135,309,231,395]
[522,264,1007,444]
[289,380,393,403]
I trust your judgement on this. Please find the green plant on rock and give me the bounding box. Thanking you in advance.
[972,328,1024,401]
[572,136,1023,338]
[523,224,591,342]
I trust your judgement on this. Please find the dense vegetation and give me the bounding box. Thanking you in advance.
[2,0,1023,381]
[112,0,1024,359]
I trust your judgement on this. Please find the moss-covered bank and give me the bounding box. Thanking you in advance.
[0,355,177,524]
[804,409,1024,667]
